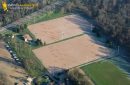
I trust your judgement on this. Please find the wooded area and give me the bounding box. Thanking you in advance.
[1,0,129,52]
[0,0,130,84]
[0,0,60,26]
[64,0,130,56]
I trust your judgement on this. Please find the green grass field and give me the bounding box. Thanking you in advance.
[26,11,67,25]
[81,61,130,85]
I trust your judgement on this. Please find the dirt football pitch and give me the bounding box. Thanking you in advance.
[29,14,110,70]
[28,15,88,44]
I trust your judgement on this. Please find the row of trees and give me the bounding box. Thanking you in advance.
[4,35,46,77]
[0,24,46,84]
[0,0,60,26]
[10,24,27,33]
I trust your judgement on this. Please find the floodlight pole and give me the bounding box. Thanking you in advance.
[61,32,64,40]
[34,17,35,23]
[91,24,94,31]
[117,45,120,54]
[91,24,92,31]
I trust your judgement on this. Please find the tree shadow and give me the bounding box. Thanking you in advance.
[65,15,92,35]
[65,15,105,45]
[47,66,67,75]
[15,70,27,75]
[65,14,112,57]
[45,66,68,84]
[9,75,27,82]
[105,56,130,74]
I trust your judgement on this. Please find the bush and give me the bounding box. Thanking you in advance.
[0,34,3,40]
[34,76,50,85]
[36,39,43,46]
[0,71,10,85]
[92,27,101,37]
[105,39,113,48]
[67,68,94,85]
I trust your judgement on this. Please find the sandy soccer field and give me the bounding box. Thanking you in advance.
[33,35,110,70]
[28,15,90,44]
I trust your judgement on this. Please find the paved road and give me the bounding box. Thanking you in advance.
[0,0,69,32]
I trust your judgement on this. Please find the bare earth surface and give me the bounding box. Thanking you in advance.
[28,15,88,44]
[0,42,27,85]
[33,35,109,69]
[31,14,111,70]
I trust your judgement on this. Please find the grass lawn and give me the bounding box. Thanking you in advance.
[23,28,36,39]
[81,61,130,85]
[26,11,68,25]
[0,29,14,35]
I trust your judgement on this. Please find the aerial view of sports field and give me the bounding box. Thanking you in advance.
[0,0,130,85]
[28,15,85,44]
[28,14,130,85]
[29,14,109,69]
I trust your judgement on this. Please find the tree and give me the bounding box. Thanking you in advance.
[36,39,43,46]
[67,68,94,85]
[0,71,10,85]
[0,34,3,40]
[24,24,28,29]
